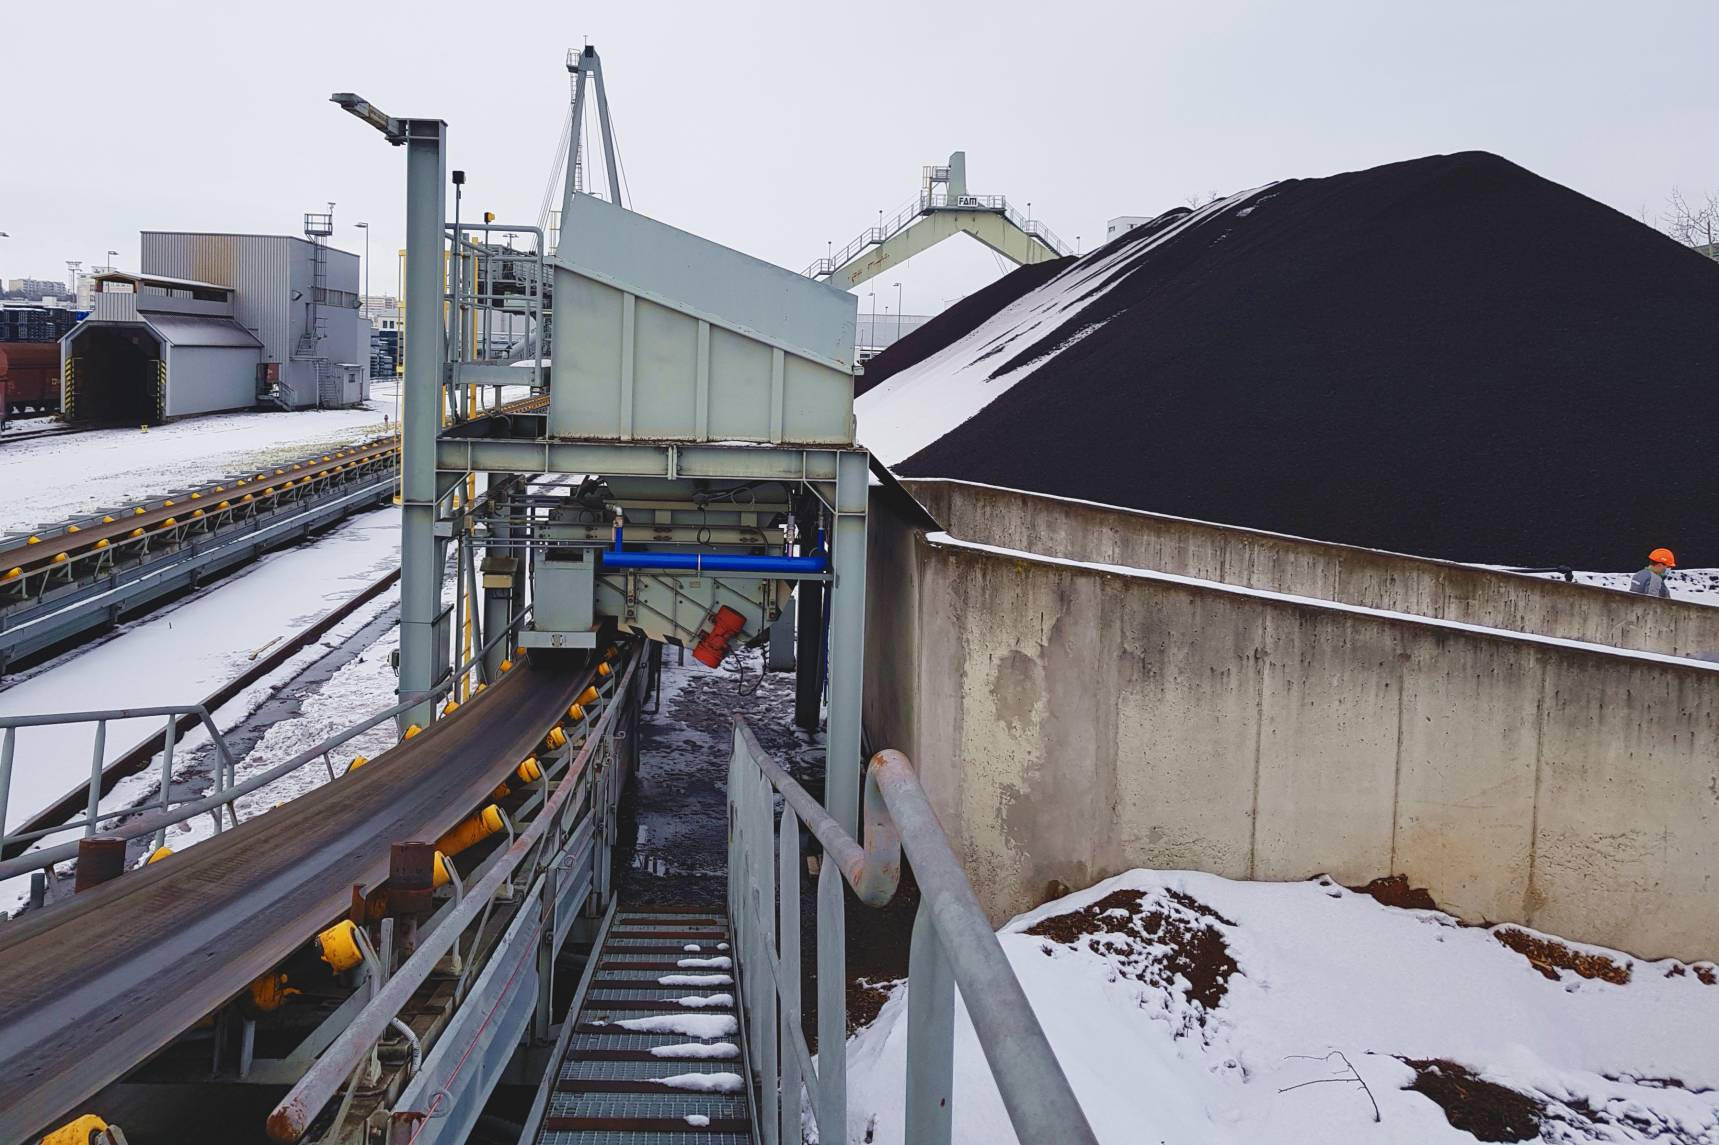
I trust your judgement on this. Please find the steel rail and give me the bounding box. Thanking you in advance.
[267,647,639,1142]
[0,657,592,1144]
[0,567,402,859]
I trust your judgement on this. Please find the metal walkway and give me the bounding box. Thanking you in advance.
[533,905,751,1144]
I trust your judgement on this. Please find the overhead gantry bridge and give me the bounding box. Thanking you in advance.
[804,151,1073,290]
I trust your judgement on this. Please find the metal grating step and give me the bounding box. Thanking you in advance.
[535,905,748,1145]
[587,985,734,1001]
[547,1089,748,1120]
[592,969,735,985]
[539,1125,749,1145]
[571,1031,737,1054]
[563,1059,737,1082]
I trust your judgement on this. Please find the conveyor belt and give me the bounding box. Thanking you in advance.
[0,658,589,1143]
[495,393,549,416]
[0,438,398,578]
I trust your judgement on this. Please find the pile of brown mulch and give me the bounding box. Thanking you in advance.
[1024,887,1238,1031]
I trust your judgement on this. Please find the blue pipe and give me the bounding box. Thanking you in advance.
[599,550,829,574]
[605,516,828,574]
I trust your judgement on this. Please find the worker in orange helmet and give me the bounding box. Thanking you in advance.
[1628,548,1676,598]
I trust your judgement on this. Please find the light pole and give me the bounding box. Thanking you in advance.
[892,281,902,343]
[104,249,118,273]
[355,222,371,379]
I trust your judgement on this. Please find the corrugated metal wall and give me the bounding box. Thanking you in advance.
[143,232,366,410]
[163,345,262,417]
[141,233,293,364]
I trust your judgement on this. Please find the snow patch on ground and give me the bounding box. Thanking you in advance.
[0,406,392,533]
[844,871,1719,1144]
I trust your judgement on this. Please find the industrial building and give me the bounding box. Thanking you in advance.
[59,222,370,423]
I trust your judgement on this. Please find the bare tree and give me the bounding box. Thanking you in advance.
[1662,187,1719,257]
[1184,189,1223,209]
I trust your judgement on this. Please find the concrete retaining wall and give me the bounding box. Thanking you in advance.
[865,490,1719,960]
[905,479,1719,660]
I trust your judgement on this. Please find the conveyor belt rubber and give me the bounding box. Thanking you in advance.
[0,659,589,1143]
[536,906,750,1145]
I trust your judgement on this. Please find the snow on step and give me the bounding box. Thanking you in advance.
[650,1041,740,1060]
[656,1071,744,1093]
[678,956,732,969]
[613,1013,739,1038]
[657,973,734,987]
[675,993,733,1009]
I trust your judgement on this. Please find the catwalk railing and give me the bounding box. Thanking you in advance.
[726,719,1098,1145]
[0,602,532,885]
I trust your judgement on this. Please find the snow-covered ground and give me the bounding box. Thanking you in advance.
[164,617,402,857]
[0,404,392,533]
[845,871,1719,1144]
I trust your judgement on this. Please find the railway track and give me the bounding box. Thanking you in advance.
[0,423,91,446]
[0,655,594,1142]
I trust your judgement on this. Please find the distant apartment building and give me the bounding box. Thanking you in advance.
[5,278,69,299]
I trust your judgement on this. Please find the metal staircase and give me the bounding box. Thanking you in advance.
[533,905,751,1143]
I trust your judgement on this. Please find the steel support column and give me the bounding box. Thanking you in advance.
[481,474,519,681]
[400,119,448,729]
[824,450,869,834]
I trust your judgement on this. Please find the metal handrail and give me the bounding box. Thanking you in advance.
[266,649,638,1141]
[0,705,237,853]
[804,189,1073,277]
[0,602,533,883]
[728,719,1099,1145]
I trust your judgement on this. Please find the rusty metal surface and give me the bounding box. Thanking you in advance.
[0,658,589,1143]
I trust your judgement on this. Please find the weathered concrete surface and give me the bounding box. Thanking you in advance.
[865,488,1719,960]
[906,479,1719,660]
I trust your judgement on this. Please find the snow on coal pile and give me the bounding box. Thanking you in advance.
[845,872,1719,1144]
[857,152,1719,570]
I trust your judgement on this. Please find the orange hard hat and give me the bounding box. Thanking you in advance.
[1649,547,1676,568]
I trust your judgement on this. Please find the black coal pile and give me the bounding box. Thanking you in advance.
[886,152,1719,569]
[856,254,1074,396]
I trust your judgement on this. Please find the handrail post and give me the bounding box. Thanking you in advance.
[84,720,107,837]
[904,906,955,1145]
[154,715,178,852]
[777,803,803,1144]
[815,858,846,1135]
[756,769,778,1145]
[0,727,15,845]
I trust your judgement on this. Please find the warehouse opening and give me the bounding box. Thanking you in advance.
[64,326,163,425]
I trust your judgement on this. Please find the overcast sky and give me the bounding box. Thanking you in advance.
[3,0,1716,315]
